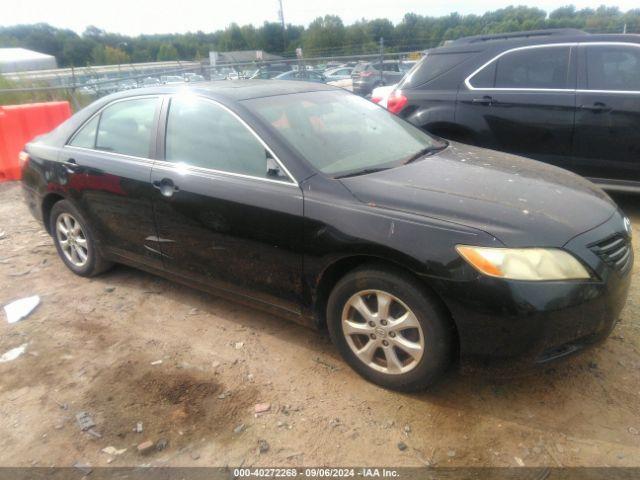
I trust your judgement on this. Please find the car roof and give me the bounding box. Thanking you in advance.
[431,32,640,54]
[104,80,339,102]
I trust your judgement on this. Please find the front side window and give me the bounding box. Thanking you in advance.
[95,98,157,157]
[245,91,440,176]
[469,46,571,89]
[495,46,571,89]
[586,44,640,91]
[468,61,496,89]
[165,96,284,180]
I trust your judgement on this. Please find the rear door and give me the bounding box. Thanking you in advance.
[382,62,404,85]
[456,44,577,168]
[150,95,304,314]
[63,96,163,268]
[573,42,640,185]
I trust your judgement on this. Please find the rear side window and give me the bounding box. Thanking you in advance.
[402,52,473,88]
[493,46,571,89]
[352,63,367,74]
[69,115,99,149]
[586,45,640,91]
[95,98,157,158]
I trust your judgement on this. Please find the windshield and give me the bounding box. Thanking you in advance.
[244,91,440,176]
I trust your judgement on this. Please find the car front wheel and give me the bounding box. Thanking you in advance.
[327,265,454,391]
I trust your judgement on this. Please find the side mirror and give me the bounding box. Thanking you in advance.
[266,155,285,178]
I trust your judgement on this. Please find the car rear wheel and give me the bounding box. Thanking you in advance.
[50,200,112,277]
[327,265,453,391]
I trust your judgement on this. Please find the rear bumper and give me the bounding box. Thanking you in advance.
[431,211,633,370]
[22,181,43,224]
[352,80,375,96]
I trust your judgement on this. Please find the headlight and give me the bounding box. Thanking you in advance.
[456,245,591,281]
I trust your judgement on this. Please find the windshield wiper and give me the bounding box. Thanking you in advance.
[403,142,448,165]
[334,167,391,179]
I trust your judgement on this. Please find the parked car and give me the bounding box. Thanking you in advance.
[274,70,326,83]
[210,68,235,81]
[77,86,98,97]
[187,74,205,83]
[371,84,396,108]
[388,29,640,192]
[161,75,184,85]
[250,68,290,80]
[400,60,418,72]
[326,78,353,92]
[21,81,632,391]
[352,60,405,96]
[141,77,161,87]
[324,67,354,82]
[116,79,138,91]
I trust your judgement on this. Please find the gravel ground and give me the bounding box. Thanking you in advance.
[0,181,638,468]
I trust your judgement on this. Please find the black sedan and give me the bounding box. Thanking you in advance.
[21,81,633,391]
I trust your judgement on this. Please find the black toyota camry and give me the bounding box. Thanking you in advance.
[20,81,633,391]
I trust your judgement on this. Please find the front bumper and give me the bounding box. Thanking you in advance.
[431,211,633,370]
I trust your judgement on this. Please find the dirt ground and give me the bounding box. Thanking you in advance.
[0,181,638,469]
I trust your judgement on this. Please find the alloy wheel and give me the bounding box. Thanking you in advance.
[55,213,89,268]
[341,289,425,374]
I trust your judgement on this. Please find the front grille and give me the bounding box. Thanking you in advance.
[590,234,633,276]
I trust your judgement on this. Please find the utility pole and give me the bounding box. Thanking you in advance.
[379,37,384,85]
[278,0,287,53]
[623,23,627,34]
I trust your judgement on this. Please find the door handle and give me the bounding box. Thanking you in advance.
[63,158,80,173]
[472,96,494,106]
[153,178,179,197]
[579,102,611,113]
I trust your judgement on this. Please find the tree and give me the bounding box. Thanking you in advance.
[92,45,130,65]
[218,23,249,51]
[259,22,285,53]
[157,43,179,61]
[1,6,640,68]
[303,15,346,56]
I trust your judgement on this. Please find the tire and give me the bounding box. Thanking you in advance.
[327,264,453,391]
[49,200,112,277]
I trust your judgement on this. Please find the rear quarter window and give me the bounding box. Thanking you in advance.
[401,52,474,88]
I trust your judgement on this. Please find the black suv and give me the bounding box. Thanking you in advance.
[389,29,640,192]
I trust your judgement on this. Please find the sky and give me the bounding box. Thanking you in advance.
[2,0,636,35]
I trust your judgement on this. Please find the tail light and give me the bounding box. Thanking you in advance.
[387,91,408,114]
[18,151,30,171]
[371,96,382,104]
[359,71,375,78]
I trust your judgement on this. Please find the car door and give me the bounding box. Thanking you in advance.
[63,95,163,268]
[383,62,403,85]
[456,44,577,168]
[334,68,352,80]
[573,42,640,184]
[150,95,304,314]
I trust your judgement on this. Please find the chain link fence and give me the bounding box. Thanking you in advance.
[0,50,421,110]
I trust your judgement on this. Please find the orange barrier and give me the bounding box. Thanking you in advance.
[0,101,72,182]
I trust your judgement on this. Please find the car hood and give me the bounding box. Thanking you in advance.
[338,142,616,247]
